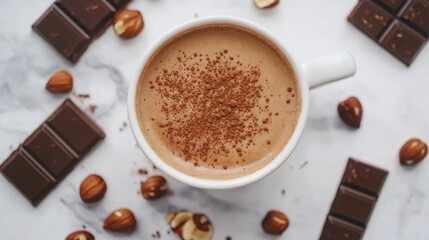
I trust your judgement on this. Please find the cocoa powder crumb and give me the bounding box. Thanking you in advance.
[88,104,97,113]
[138,168,148,175]
[77,93,90,98]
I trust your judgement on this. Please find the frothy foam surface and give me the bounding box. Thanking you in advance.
[136,24,301,179]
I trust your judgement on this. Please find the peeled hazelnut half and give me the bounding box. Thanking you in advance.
[65,230,94,240]
[80,174,107,203]
[113,9,144,39]
[262,210,289,235]
[166,211,213,240]
[141,175,168,200]
[399,138,428,166]
[46,70,73,93]
[254,0,280,9]
[338,96,362,128]
[103,208,137,232]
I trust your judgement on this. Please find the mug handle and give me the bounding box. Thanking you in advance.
[302,51,356,89]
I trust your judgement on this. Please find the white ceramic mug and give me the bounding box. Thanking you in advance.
[128,16,356,189]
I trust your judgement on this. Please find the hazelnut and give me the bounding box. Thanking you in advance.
[65,230,94,240]
[261,210,289,235]
[254,0,280,9]
[399,138,428,166]
[338,96,362,128]
[113,9,144,39]
[103,208,137,232]
[79,174,107,203]
[166,211,213,240]
[46,70,73,93]
[141,175,168,200]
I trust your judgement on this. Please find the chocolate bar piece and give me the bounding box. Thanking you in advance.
[348,0,394,40]
[23,125,78,179]
[320,158,388,240]
[33,0,131,63]
[0,99,104,206]
[32,6,91,63]
[55,0,116,38]
[400,0,429,37]
[0,149,56,205]
[348,0,428,66]
[380,21,427,65]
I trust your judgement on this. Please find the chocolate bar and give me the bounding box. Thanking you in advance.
[348,0,428,66]
[0,99,105,206]
[320,158,388,240]
[32,0,131,63]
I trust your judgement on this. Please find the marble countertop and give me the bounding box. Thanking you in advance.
[1,0,429,239]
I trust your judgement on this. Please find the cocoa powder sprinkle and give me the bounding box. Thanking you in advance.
[150,49,276,167]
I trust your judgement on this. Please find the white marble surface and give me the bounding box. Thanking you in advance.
[1,0,429,239]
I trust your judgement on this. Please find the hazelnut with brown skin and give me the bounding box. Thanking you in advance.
[103,208,137,232]
[46,70,73,93]
[399,138,428,166]
[261,210,289,235]
[141,175,168,200]
[65,230,94,240]
[338,96,362,128]
[113,9,144,39]
[80,174,107,203]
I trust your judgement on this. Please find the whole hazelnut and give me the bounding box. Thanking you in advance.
[79,174,107,203]
[65,230,94,240]
[103,208,137,232]
[46,70,73,93]
[113,9,144,39]
[141,175,168,200]
[254,0,280,9]
[399,138,428,166]
[261,210,289,235]
[338,96,362,128]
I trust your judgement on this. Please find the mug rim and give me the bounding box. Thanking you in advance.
[127,16,310,189]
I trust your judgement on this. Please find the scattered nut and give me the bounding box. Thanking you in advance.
[166,211,213,240]
[338,96,362,128]
[261,210,289,235]
[254,0,280,9]
[79,174,107,203]
[399,138,428,166]
[46,70,73,93]
[65,230,94,240]
[103,208,137,232]
[113,9,144,39]
[141,175,168,200]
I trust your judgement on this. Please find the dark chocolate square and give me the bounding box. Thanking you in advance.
[341,158,388,197]
[330,186,376,227]
[0,149,56,206]
[23,125,78,179]
[348,0,394,40]
[400,0,429,37]
[47,100,105,156]
[55,0,116,38]
[379,20,427,65]
[106,0,131,10]
[32,5,91,63]
[320,216,364,240]
[374,0,408,13]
